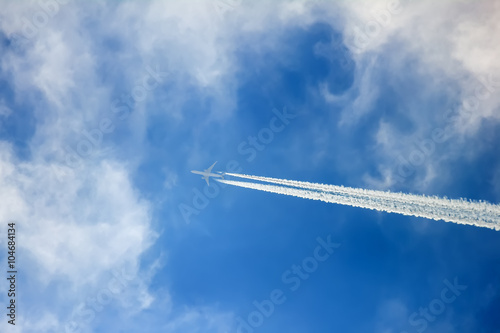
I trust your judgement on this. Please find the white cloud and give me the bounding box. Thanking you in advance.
[0,147,156,276]
[0,142,157,332]
[334,0,500,190]
[341,0,500,128]
[0,0,248,330]
[339,58,380,126]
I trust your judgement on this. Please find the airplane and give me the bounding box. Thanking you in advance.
[191,161,224,185]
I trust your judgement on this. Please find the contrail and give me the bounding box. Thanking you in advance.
[217,173,500,230]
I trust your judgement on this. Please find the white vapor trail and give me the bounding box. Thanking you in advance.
[217,173,500,231]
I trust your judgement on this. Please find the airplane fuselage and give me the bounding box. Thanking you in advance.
[190,170,223,178]
[190,162,224,185]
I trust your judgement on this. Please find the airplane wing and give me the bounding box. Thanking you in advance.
[190,161,219,185]
[205,161,217,173]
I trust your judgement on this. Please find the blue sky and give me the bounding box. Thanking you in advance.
[1,0,500,332]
